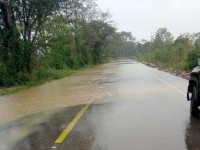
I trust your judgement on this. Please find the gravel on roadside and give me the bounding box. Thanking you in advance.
[142,62,190,80]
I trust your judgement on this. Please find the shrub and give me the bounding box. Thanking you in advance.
[185,48,200,70]
[0,69,15,87]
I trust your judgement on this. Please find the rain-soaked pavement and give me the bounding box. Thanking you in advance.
[0,59,200,150]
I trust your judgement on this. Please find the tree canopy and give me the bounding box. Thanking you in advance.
[0,0,136,87]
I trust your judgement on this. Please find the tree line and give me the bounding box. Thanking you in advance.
[136,28,200,71]
[0,0,136,87]
[3,0,195,88]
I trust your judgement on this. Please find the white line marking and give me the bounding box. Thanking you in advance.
[138,66,186,96]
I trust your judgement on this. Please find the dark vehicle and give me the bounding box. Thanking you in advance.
[187,59,200,117]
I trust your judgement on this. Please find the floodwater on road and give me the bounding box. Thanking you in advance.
[0,59,200,150]
[0,63,117,124]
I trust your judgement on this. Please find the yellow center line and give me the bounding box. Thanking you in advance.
[138,66,186,96]
[54,101,92,144]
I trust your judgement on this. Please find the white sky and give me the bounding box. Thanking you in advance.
[97,0,200,40]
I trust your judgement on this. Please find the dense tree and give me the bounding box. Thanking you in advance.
[0,0,126,87]
[137,28,199,71]
[103,31,137,58]
[0,0,61,85]
[151,28,174,49]
[118,31,135,42]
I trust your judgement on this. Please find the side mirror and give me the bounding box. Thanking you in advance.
[198,58,200,66]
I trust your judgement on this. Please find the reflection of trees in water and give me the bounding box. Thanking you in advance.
[185,117,200,150]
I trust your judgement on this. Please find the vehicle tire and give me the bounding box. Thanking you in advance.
[190,86,199,117]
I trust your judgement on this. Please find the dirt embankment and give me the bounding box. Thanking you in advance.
[142,62,190,80]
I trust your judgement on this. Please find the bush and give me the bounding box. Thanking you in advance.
[185,48,200,70]
[66,56,79,69]
[36,69,50,80]
[0,69,15,87]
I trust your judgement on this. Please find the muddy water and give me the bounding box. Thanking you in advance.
[0,63,118,124]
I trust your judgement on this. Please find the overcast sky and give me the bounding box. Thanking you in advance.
[97,0,200,40]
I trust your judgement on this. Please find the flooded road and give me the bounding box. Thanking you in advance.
[0,59,200,150]
[0,64,117,124]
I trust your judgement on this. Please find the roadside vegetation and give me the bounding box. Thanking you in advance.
[136,28,200,71]
[0,0,136,94]
[1,0,198,94]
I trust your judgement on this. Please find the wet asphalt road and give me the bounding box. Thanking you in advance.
[1,60,200,150]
